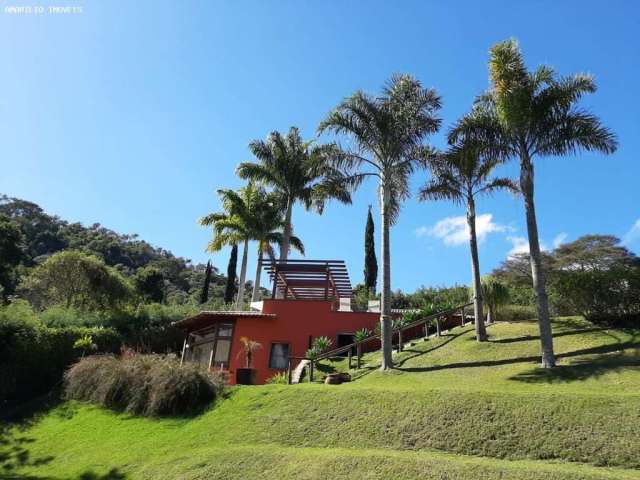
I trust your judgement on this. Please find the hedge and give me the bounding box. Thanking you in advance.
[0,303,122,407]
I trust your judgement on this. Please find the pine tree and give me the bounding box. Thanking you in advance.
[224,245,238,304]
[200,260,212,304]
[363,205,377,294]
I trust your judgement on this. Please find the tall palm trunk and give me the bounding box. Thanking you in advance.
[279,197,293,261]
[251,246,263,302]
[379,182,393,370]
[520,152,556,368]
[467,196,487,341]
[275,197,294,299]
[235,238,249,310]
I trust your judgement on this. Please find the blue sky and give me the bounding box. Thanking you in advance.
[1,0,639,291]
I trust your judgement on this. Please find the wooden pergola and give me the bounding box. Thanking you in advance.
[261,259,352,300]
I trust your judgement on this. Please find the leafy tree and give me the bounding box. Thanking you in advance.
[452,39,617,367]
[553,235,637,271]
[200,260,212,304]
[0,214,25,298]
[419,120,517,341]
[408,285,470,309]
[319,74,442,369]
[363,205,378,294]
[0,195,66,260]
[237,127,351,263]
[20,251,132,311]
[224,245,238,304]
[351,283,376,312]
[551,235,640,322]
[134,266,165,303]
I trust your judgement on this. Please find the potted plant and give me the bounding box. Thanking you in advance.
[236,336,262,385]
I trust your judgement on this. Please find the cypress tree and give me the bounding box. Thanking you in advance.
[364,205,377,294]
[199,260,212,304]
[224,244,238,304]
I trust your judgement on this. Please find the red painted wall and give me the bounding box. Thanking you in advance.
[228,299,379,385]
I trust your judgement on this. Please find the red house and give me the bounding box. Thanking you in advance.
[174,260,381,385]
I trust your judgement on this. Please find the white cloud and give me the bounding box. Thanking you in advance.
[623,219,640,246]
[415,225,429,238]
[506,236,530,256]
[553,232,568,249]
[417,214,507,247]
[506,235,548,257]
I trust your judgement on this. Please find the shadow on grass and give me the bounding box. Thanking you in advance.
[1,421,128,480]
[510,351,640,385]
[1,391,130,480]
[395,328,640,384]
[393,330,470,369]
[491,327,604,344]
[0,467,128,479]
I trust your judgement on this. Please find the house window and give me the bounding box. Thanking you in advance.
[212,323,234,369]
[187,322,235,370]
[269,343,290,370]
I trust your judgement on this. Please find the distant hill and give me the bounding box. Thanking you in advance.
[0,194,228,304]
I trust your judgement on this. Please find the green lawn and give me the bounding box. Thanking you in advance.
[3,317,640,479]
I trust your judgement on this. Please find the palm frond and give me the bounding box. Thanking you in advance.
[476,177,520,196]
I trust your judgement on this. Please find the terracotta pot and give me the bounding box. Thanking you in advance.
[236,368,257,385]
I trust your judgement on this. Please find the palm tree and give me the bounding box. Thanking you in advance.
[482,276,509,324]
[419,129,517,342]
[237,127,351,263]
[318,74,442,370]
[451,39,617,367]
[200,183,266,310]
[250,194,305,301]
[237,336,262,368]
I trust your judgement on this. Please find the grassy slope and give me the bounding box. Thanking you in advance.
[5,317,640,480]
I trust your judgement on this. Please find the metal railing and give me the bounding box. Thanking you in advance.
[286,302,474,384]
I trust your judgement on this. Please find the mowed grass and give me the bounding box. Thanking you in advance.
[4,317,640,480]
[321,317,640,395]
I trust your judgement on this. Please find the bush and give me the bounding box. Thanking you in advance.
[494,304,537,322]
[265,372,288,385]
[0,301,121,407]
[64,353,223,416]
[311,336,333,353]
[552,268,640,325]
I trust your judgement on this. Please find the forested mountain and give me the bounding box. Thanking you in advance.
[0,194,228,304]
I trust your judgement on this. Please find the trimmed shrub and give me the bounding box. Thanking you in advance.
[494,304,537,322]
[64,353,224,416]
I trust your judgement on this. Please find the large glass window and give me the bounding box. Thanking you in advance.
[269,343,290,370]
[188,322,234,370]
[212,339,231,369]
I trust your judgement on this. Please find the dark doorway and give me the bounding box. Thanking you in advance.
[337,333,355,356]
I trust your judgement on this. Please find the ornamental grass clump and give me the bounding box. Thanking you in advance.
[64,353,223,416]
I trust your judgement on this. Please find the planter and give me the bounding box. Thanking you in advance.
[325,374,342,385]
[325,372,351,385]
[236,368,257,385]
